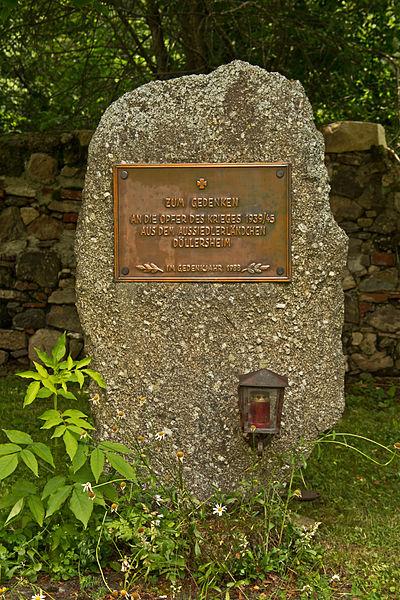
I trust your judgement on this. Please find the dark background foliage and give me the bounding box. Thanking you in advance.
[0,0,399,146]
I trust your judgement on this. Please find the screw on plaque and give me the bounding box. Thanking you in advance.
[277,267,285,275]
[121,267,129,275]
[120,170,128,180]
[276,169,285,178]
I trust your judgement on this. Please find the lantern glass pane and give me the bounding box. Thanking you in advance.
[248,388,278,432]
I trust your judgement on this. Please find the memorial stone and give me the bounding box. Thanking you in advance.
[76,61,348,497]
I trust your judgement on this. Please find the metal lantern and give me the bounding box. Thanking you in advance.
[238,369,288,437]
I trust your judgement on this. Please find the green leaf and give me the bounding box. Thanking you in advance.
[107,452,136,481]
[75,369,84,388]
[23,381,41,407]
[51,425,66,438]
[34,348,55,368]
[65,417,95,430]
[90,447,105,483]
[36,387,53,399]
[42,475,66,499]
[83,369,106,388]
[39,409,61,421]
[27,495,45,526]
[42,378,57,394]
[45,485,73,517]
[99,483,118,502]
[20,449,39,477]
[0,453,19,480]
[52,332,67,363]
[29,442,55,468]
[72,443,89,473]
[64,425,85,436]
[100,440,132,454]
[5,497,24,525]
[3,429,33,444]
[69,486,93,528]
[63,429,78,460]
[62,409,88,419]
[41,418,64,430]
[75,357,91,369]
[17,370,42,380]
[57,389,78,400]
[33,361,48,378]
[67,355,74,370]
[0,443,21,456]
[0,480,37,509]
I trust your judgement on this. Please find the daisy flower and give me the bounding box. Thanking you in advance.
[176,450,184,462]
[82,482,93,493]
[155,428,172,441]
[31,593,45,600]
[90,393,100,406]
[121,557,131,572]
[212,503,227,516]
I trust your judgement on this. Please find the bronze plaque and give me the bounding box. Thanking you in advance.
[114,163,291,282]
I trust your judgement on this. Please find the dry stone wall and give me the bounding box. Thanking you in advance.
[0,124,399,376]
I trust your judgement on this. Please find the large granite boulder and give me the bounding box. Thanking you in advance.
[76,61,348,497]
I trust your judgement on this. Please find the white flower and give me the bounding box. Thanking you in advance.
[155,428,172,441]
[154,494,163,505]
[90,393,100,406]
[330,574,340,582]
[212,503,227,516]
[31,593,45,600]
[82,482,93,493]
[121,557,131,572]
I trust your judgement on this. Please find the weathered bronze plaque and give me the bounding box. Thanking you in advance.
[114,163,291,282]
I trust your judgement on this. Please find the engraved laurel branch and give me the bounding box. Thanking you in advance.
[242,262,270,274]
[136,262,164,273]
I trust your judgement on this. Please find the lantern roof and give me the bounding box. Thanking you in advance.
[238,368,288,388]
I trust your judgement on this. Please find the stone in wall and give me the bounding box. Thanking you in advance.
[26,153,58,184]
[323,121,387,153]
[28,328,62,362]
[16,250,61,288]
[0,206,26,244]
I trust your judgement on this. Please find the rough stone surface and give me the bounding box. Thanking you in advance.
[330,195,363,221]
[26,153,58,183]
[48,288,76,304]
[46,305,81,332]
[76,61,348,496]
[0,349,8,365]
[28,328,61,362]
[13,309,46,330]
[53,231,76,268]
[16,250,61,287]
[359,268,398,292]
[27,214,63,240]
[351,351,393,371]
[20,206,39,225]
[48,200,81,213]
[322,121,387,153]
[0,206,26,244]
[367,305,400,333]
[0,329,26,350]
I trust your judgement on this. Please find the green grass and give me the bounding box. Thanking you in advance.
[295,377,400,599]
[0,374,399,599]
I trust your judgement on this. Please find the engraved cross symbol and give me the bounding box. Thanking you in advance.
[196,177,208,190]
